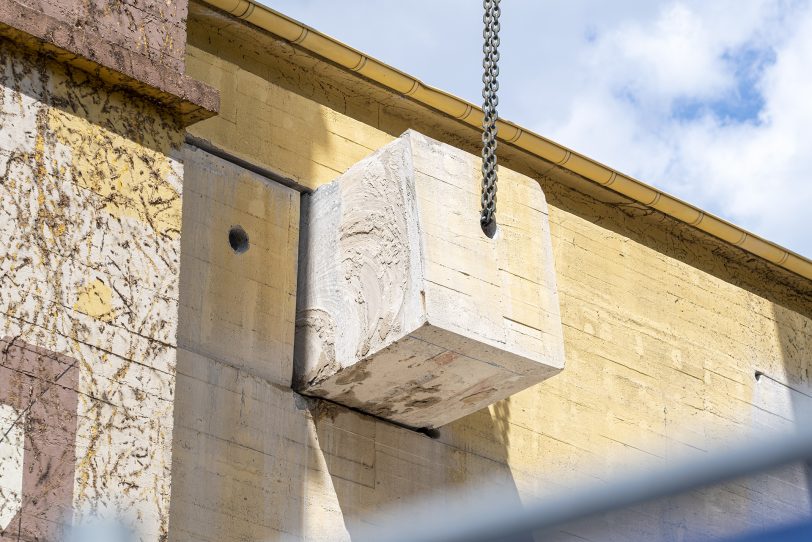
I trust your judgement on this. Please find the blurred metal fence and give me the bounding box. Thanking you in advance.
[354,429,812,542]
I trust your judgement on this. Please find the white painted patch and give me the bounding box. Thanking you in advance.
[0,402,24,531]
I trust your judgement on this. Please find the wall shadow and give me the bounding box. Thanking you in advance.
[308,395,532,541]
[773,302,812,504]
[168,4,345,533]
[0,35,185,156]
[167,116,328,540]
[167,348,314,541]
[289,153,532,540]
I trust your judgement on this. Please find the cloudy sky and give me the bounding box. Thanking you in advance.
[263,1,812,258]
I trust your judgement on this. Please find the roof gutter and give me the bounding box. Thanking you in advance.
[200,0,812,281]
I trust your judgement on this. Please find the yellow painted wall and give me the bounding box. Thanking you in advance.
[175,16,812,542]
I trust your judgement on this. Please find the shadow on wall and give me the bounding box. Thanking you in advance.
[167,347,315,541]
[772,303,812,504]
[290,172,530,539]
[167,131,530,539]
[0,37,185,156]
[307,395,532,541]
[166,94,529,541]
[167,86,330,540]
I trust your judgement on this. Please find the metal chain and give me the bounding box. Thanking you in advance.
[481,0,501,230]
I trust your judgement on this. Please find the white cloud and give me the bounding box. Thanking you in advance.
[551,0,812,254]
[602,4,732,101]
[263,0,812,257]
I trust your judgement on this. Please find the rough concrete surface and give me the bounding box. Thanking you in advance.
[177,145,300,387]
[0,4,810,542]
[295,130,564,428]
[0,0,218,124]
[0,41,183,540]
[180,21,812,540]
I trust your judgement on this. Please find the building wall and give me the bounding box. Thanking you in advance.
[0,3,809,541]
[174,12,812,542]
[0,39,184,540]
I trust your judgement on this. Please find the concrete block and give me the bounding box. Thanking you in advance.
[294,130,564,428]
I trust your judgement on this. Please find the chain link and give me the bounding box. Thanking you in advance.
[481,0,501,230]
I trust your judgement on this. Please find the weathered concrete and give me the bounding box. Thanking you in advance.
[177,145,300,387]
[294,130,564,428]
[181,24,812,539]
[0,0,218,124]
[0,40,184,540]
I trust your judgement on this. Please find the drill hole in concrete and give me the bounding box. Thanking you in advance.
[755,370,764,382]
[228,226,249,254]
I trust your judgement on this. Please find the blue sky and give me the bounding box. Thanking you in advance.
[262,1,812,258]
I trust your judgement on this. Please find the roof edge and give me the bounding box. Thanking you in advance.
[200,0,812,281]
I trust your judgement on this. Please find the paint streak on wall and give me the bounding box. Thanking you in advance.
[0,38,183,540]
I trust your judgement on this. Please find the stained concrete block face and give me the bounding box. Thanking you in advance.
[294,130,564,428]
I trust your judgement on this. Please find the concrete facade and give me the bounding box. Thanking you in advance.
[177,2,812,540]
[0,1,810,541]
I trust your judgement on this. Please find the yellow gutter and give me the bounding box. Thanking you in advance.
[200,0,812,281]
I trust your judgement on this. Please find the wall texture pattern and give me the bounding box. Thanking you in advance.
[0,0,218,121]
[0,39,183,540]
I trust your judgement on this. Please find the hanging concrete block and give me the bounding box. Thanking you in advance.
[294,130,564,429]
